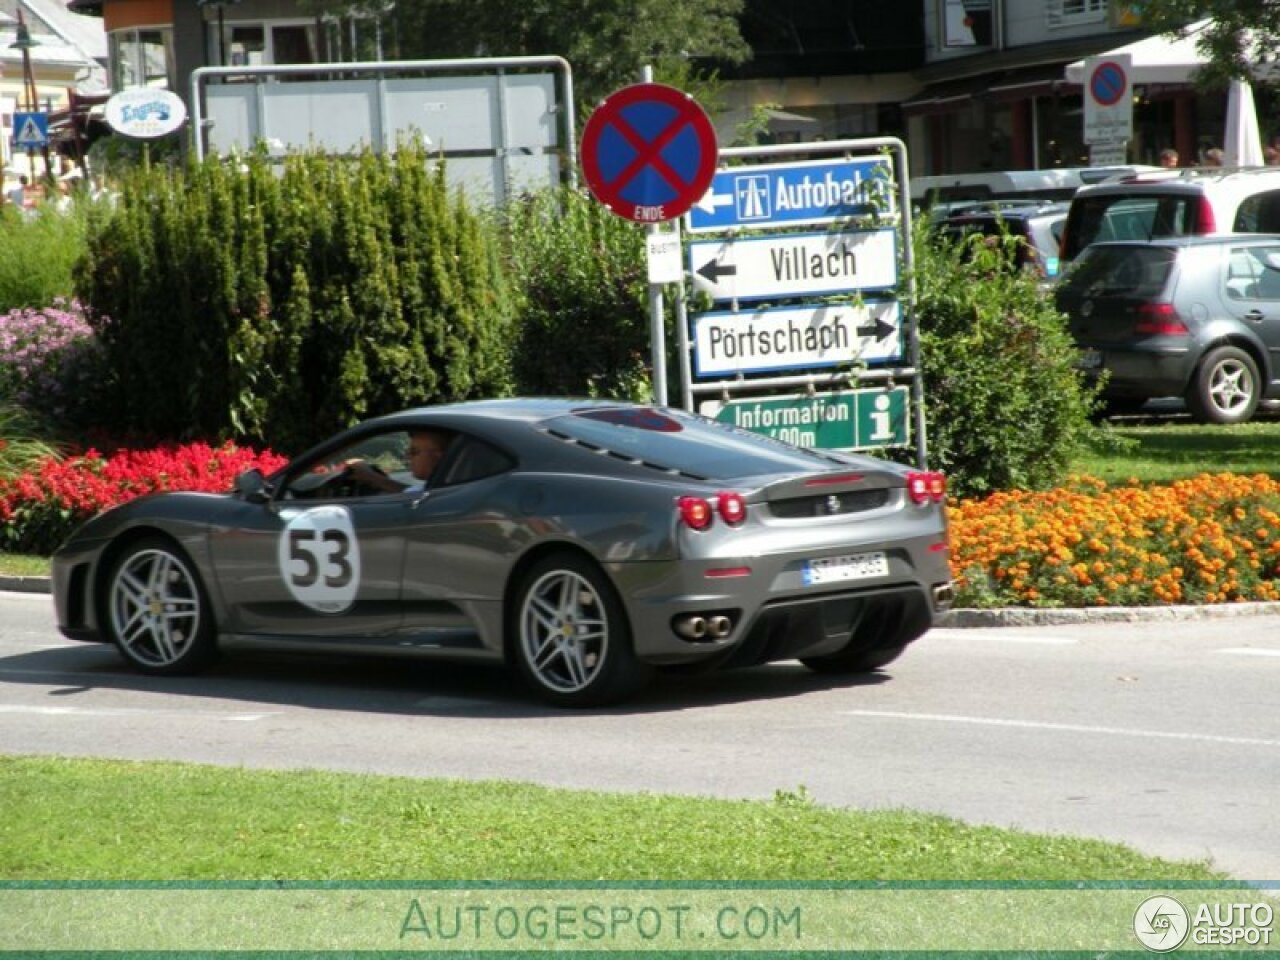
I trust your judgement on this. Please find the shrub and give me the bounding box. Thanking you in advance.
[0,299,105,426]
[505,187,658,401]
[911,221,1103,498]
[949,473,1280,607]
[0,441,288,555]
[0,204,88,311]
[0,404,59,482]
[75,145,515,451]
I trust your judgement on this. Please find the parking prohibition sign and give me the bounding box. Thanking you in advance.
[581,82,718,223]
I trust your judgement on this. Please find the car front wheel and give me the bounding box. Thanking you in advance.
[105,538,218,675]
[511,553,651,707]
[1187,346,1260,424]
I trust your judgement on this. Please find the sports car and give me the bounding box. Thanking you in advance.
[52,398,953,706]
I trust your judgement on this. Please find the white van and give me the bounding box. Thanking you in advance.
[912,166,1159,217]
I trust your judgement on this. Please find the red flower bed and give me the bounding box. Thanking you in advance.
[0,442,288,555]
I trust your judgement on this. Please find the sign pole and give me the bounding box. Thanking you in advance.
[640,65,668,406]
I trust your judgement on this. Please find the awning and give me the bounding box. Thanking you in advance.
[987,63,1073,101]
[902,77,990,116]
[1064,22,1209,86]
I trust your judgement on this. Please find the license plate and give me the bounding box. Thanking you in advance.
[803,551,889,586]
[1075,349,1103,369]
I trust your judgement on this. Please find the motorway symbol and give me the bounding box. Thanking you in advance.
[687,156,894,233]
[693,301,903,376]
[12,112,48,148]
[699,385,910,451]
[580,82,718,223]
[689,228,898,302]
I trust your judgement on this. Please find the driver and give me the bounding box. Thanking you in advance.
[347,428,451,494]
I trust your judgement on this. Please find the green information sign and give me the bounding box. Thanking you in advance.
[703,386,910,451]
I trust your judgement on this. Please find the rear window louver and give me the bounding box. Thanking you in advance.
[542,428,708,481]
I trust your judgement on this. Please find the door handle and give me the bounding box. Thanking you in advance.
[1243,310,1266,323]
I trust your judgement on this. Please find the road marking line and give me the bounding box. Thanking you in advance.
[0,704,276,721]
[840,709,1280,749]
[928,630,1080,645]
[1218,647,1280,658]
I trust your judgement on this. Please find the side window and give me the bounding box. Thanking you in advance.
[1235,191,1280,234]
[1254,247,1280,300]
[437,437,514,488]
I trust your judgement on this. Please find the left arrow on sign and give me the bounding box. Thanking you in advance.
[696,259,737,284]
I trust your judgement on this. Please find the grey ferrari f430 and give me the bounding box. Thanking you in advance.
[53,399,953,706]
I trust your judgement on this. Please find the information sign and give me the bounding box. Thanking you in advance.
[580,83,718,223]
[700,386,910,451]
[11,112,48,148]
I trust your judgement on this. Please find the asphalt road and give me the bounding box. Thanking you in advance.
[2,589,1278,880]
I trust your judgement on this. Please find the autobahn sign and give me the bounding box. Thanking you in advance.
[580,82,718,223]
[687,156,894,233]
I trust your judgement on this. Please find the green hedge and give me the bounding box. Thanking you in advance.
[75,145,515,452]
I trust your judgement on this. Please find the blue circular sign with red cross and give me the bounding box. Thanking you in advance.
[1089,60,1128,107]
[580,82,718,223]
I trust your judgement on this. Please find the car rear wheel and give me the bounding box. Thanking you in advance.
[105,538,217,675]
[511,553,651,707]
[1186,346,1260,424]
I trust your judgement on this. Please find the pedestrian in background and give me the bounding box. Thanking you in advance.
[1159,147,1179,168]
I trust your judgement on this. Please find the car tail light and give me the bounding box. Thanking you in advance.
[906,470,946,505]
[678,496,714,530]
[716,491,747,526]
[1134,302,1189,335]
[1192,196,1216,233]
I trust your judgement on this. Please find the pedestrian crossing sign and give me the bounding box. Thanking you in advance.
[12,112,49,148]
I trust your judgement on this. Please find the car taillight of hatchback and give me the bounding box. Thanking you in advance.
[1133,303,1189,336]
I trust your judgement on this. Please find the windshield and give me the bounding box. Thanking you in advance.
[1058,245,1176,298]
[1063,195,1198,260]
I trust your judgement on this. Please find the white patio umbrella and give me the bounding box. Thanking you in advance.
[1223,77,1265,166]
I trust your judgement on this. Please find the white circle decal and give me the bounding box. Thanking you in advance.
[278,506,362,614]
[1134,896,1190,953]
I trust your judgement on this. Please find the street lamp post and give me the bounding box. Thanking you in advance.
[9,9,49,185]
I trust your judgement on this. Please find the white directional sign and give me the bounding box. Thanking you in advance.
[694,301,902,376]
[689,228,898,303]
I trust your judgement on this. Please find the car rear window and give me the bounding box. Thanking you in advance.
[1064,195,1198,259]
[541,407,842,480]
[1058,244,1177,298]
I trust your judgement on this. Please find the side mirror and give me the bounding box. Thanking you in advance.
[233,468,270,503]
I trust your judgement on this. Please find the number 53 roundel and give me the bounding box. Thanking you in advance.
[278,505,361,614]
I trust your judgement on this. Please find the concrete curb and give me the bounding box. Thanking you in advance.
[0,575,52,595]
[6,573,1280,626]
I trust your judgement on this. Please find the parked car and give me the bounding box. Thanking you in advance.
[1055,235,1280,423]
[1059,167,1280,265]
[938,200,1070,281]
[51,398,954,707]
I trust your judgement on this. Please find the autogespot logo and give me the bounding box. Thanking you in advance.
[1134,895,1190,952]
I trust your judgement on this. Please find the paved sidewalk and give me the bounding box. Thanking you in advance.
[7,573,1280,626]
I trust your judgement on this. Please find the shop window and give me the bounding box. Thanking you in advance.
[213,21,319,68]
[1047,0,1107,27]
[109,29,174,90]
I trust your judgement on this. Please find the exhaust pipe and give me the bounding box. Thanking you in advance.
[675,615,708,640]
[932,583,955,608]
[707,615,732,638]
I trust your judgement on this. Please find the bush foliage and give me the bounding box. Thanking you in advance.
[505,187,659,401]
[75,145,515,452]
[911,222,1103,498]
[0,205,88,312]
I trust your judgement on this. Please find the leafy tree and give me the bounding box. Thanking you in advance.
[305,0,749,109]
[1135,1,1280,88]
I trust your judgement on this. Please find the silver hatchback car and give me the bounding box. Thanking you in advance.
[1056,235,1280,423]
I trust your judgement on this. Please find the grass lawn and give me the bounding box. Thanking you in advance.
[0,756,1221,881]
[1078,416,1280,485]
